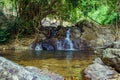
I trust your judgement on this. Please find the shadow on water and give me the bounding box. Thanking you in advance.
[0,50,94,61]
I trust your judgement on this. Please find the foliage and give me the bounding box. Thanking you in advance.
[79,0,100,16]
[0,9,10,43]
[0,0,120,41]
[88,5,117,24]
[0,28,10,43]
[15,0,60,35]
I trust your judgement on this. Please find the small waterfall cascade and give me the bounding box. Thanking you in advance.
[63,28,74,50]
[35,43,42,50]
[56,40,63,50]
[56,28,75,50]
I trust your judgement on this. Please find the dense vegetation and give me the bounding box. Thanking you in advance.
[0,0,120,43]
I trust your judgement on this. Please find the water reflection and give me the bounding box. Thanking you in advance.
[0,50,96,80]
[33,50,42,58]
[0,50,94,61]
[66,51,73,60]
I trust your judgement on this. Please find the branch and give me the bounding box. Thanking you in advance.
[44,0,57,16]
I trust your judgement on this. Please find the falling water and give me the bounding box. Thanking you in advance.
[63,28,74,50]
[56,28,74,50]
[35,43,42,50]
[56,40,63,50]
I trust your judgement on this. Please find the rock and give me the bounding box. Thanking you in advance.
[93,57,104,65]
[41,18,60,27]
[84,57,120,80]
[90,28,114,49]
[49,27,57,38]
[42,40,55,50]
[81,27,97,41]
[102,48,120,72]
[0,45,15,51]
[113,39,120,48]
[76,20,115,49]
[102,48,120,58]
[0,56,64,80]
[31,27,93,50]
[72,38,81,50]
[38,33,46,41]
[84,75,91,80]
[113,42,120,49]
[14,43,29,50]
[71,28,81,39]
[26,66,64,80]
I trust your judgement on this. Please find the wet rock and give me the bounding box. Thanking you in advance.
[84,57,120,80]
[42,40,55,50]
[72,38,81,50]
[49,38,58,50]
[102,48,120,72]
[0,56,64,80]
[31,27,93,51]
[49,27,57,38]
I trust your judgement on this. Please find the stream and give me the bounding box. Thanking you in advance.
[0,50,96,80]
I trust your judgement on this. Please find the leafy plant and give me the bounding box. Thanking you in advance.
[0,28,10,43]
[88,5,117,24]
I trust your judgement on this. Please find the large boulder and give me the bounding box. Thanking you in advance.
[84,57,120,80]
[102,48,120,72]
[95,28,114,48]
[31,26,92,50]
[76,20,115,49]
[71,28,81,39]
[25,66,64,80]
[41,17,60,27]
[90,28,114,49]
[0,57,64,80]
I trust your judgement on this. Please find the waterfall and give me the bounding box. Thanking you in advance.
[56,40,63,50]
[56,28,75,50]
[35,43,42,50]
[63,28,74,50]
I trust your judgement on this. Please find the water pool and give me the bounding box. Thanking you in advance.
[0,50,96,80]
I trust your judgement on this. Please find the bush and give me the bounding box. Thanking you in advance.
[0,28,10,43]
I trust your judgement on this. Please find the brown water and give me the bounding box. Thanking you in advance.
[0,50,96,80]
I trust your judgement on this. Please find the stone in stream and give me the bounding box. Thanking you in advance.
[84,57,120,80]
[102,48,120,72]
[25,66,64,80]
[0,56,64,80]
[113,38,120,49]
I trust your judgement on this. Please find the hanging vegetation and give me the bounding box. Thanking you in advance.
[0,0,119,43]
